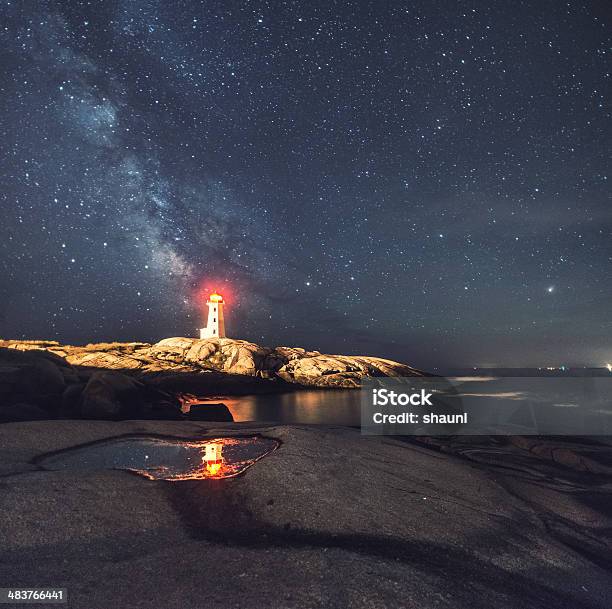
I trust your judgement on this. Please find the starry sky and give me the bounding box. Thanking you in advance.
[1,0,610,370]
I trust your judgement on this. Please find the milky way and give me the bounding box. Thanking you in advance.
[1,1,610,369]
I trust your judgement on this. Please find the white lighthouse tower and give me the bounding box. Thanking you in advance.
[200,292,226,339]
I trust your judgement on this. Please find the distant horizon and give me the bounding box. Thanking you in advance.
[2,331,609,373]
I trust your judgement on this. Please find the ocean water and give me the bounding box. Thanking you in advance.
[203,376,612,435]
[209,390,363,426]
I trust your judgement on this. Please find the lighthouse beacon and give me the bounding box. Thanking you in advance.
[200,292,226,339]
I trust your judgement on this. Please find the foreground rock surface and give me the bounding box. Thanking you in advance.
[0,421,610,609]
[0,338,422,421]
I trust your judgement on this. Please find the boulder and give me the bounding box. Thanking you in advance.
[0,338,423,393]
[148,370,294,397]
[138,384,183,420]
[0,339,66,358]
[79,371,183,420]
[147,337,196,363]
[277,354,423,387]
[153,337,273,376]
[183,402,234,422]
[60,383,86,418]
[65,342,150,370]
[80,371,144,419]
[0,402,49,422]
[149,339,423,386]
[0,347,66,410]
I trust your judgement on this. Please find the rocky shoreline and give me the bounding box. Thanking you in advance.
[0,337,422,422]
[2,420,611,609]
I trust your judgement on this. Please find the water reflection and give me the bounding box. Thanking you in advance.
[39,436,279,480]
[196,379,612,435]
[203,441,224,476]
[204,390,363,426]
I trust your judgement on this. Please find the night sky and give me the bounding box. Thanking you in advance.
[1,1,610,370]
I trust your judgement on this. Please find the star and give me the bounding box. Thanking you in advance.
[0,1,608,370]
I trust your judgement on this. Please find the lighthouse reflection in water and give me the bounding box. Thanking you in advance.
[203,442,224,477]
[134,437,279,480]
[38,436,279,481]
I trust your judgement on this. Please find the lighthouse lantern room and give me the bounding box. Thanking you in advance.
[200,292,226,339]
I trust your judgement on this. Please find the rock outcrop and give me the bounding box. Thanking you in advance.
[2,421,611,609]
[1,337,421,385]
[0,337,422,421]
[80,371,144,420]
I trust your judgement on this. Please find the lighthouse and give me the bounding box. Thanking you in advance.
[200,292,226,339]
[203,442,224,476]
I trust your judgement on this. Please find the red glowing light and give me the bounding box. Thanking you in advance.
[191,280,236,310]
[205,462,223,476]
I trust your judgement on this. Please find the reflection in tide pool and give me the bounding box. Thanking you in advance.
[39,436,279,480]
